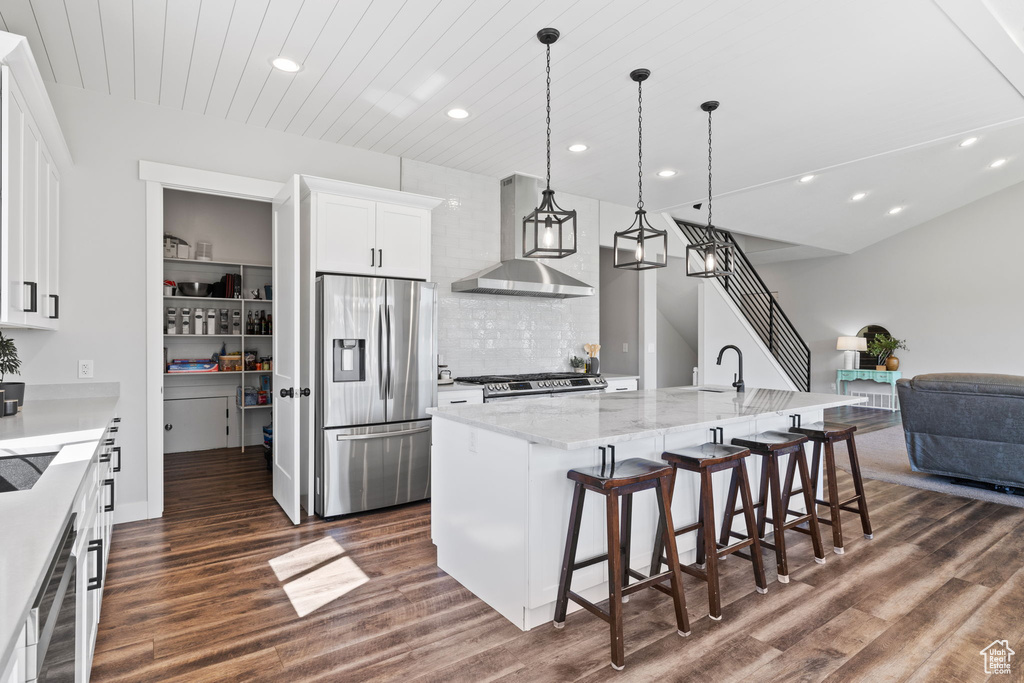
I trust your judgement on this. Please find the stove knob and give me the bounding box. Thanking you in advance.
[560,380,568,386]
[503,383,510,390]
[487,384,494,390]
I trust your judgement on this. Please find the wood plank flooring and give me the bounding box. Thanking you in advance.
[92,415,1024,682]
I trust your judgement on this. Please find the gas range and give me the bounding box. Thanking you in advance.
[454,373,607,401]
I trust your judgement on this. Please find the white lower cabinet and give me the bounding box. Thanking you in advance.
[604,378,638,393]
[436,387,483,407]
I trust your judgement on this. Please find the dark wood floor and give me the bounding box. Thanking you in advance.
[93,413,1024,681]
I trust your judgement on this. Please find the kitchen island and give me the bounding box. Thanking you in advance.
[429,385,864,630]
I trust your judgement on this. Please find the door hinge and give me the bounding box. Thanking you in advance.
[226,409,229,418]
[226,426,229,435]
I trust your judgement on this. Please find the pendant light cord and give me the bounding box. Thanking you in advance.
[637,79,644,210]
[545,42,552,191]
[707,106,713,230]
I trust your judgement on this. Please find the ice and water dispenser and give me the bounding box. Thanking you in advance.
[333,339,365,382]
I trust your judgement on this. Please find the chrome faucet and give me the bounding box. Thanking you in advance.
[716,345,745,392]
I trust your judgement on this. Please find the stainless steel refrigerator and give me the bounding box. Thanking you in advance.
[315,275,437,517]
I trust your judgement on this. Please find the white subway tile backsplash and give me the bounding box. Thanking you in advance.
[402,159,600,377]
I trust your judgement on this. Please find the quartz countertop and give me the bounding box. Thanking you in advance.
[0,396,119,671]
[429,385,865,449]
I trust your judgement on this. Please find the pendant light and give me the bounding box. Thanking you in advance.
[686,101,734,278]
[523,28,577,259]
[614,69,667,270]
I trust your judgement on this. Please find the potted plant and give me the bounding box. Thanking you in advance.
[867,333,907,371]
[570,356,587,374]
[0,331,23,406]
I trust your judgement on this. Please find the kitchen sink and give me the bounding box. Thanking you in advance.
[0,451,59,492]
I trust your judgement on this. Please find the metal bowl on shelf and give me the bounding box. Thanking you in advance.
[176,282,211,297]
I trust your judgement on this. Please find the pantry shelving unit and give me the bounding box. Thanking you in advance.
[163,257,273,452]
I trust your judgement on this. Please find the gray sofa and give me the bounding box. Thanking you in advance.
[897,373,1024,490]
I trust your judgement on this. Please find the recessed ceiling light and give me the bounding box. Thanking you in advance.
[271,57,302,73]
[799,174,815,183]
[959,136,978,147]
[446,108,469,119]
[657,169,677,177]
[568,143,588,152]
[990,158,1007,168]
[888,206,903,215]
[851,192,867,201]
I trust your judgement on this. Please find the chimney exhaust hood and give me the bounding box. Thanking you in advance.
[451,175,595,299]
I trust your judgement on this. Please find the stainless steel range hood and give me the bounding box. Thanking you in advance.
[451,175,595,299]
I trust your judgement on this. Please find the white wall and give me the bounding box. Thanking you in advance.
[10,83,400,521]
[402,159,600,376]
[758,179,1024,392]
[657,310,696,387]
[598,247,639,375]
[163,189,272,266]
[699,283,795,390]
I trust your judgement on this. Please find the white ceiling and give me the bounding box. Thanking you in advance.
[3,0,1024,254]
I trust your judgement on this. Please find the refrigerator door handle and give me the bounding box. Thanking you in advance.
[386,304,394,399]
[336,425,431,441]
[377,304,386,400]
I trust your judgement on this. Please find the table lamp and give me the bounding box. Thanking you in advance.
[837,336,867,370]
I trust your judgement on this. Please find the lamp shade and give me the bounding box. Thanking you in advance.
[837,336,867,352]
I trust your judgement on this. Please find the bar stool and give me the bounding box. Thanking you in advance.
[723,431,827,583]
[649,436,768,621]
[790,421,872,554]
[554,448,690,672]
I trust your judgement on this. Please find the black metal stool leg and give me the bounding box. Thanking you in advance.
[554,483,585,628]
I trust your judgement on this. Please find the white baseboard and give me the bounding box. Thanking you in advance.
[114,500,150,525]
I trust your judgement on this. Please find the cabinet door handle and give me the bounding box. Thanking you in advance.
[100,449,111,463]
[449,400,467,404]
[112,417,121,423]
[378,249,383,267]
[87,539,104,590]
[103,477,115,512]
[24,282,37,313]
[105,438,115,446]
[109,426,119,433]
[112,446,121,473]
[48,294,58,319]
[370,248,375,267]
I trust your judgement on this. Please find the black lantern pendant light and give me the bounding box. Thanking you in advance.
[686,101,734,278]
[614,69,668,270]
[523,28,577,259]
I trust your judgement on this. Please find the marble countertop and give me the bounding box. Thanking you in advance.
[0,396,119,670]
[437,382,483,393]
[429,385,865,449]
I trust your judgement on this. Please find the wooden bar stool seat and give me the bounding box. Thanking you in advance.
[790,421,873,554]
[723,430,826,584]
[554,453,690,671]
[649,440,768,621]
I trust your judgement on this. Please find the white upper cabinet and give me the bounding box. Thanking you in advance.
[315,194,377,276]
[375,203,430,280]
[304,177,439,281]
[0,33,71,330]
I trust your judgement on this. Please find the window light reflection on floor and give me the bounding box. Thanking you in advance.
[268,536,369,617]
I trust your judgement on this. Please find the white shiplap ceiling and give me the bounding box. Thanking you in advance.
[3,0,1024,254]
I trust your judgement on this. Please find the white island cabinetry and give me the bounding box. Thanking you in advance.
[430,386,864,631]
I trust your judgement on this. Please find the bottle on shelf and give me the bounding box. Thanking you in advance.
[267,314,272,336]
[246,310,255,335]
[260,311,268,335]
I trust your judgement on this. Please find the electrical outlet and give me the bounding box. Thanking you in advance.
[78,360,94,379]
[622,343,628,353]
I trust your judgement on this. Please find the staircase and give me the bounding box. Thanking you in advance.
[675,221,811,391]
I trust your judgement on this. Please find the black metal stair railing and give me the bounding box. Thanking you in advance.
[675,220,811,391]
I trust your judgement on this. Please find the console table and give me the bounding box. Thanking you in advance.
[837,369,901,412]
